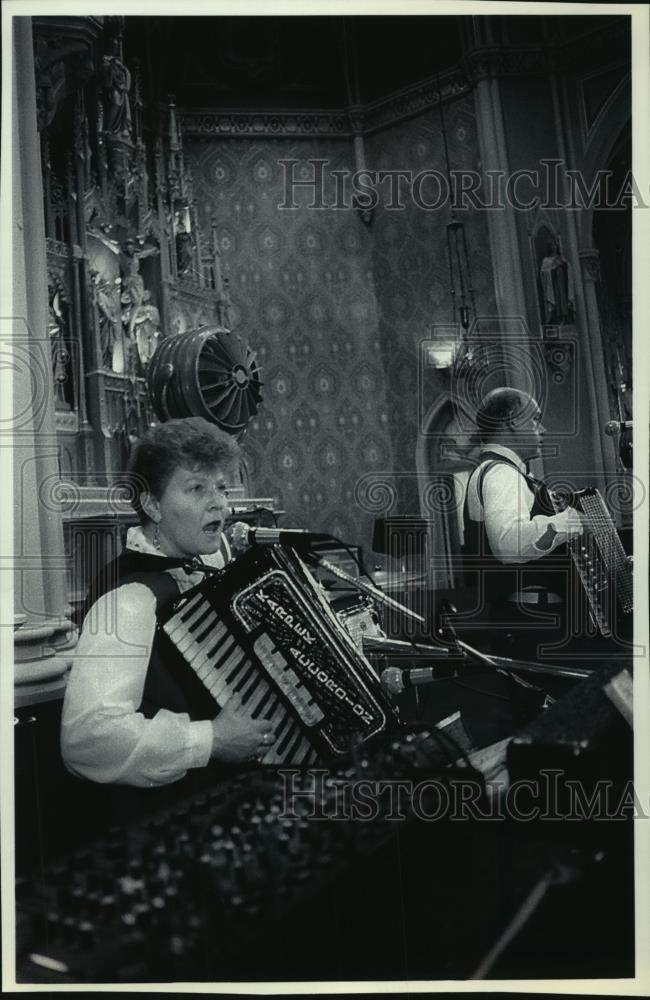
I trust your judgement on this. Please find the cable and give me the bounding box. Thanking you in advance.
[450,677,513,704]
[469,861,580,979]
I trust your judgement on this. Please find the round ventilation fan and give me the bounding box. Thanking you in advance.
[147,326,263,435]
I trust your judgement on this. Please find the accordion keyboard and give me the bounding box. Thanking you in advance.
[164,591,320,766]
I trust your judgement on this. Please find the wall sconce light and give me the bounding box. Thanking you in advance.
[424,324,463,371]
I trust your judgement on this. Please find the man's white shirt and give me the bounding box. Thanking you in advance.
[465,444,583,564]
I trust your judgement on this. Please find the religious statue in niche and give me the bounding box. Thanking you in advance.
[175,223,195,276]
[119,237,159,338]
[539,238,575,325]
[131,291,161,372]
[103,37,132,139]
[91,269,126,374]
[48,273,74,409]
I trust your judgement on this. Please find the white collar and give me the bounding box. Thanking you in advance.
[126,524,164,555]
[125,524,228,570]
[480,443,527,475]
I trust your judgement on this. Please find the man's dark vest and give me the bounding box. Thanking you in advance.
[461,452,569,607]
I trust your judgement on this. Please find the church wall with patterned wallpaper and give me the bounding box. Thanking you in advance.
[365,96,497,516]
[186,136,395,551]
[186,93,496,552]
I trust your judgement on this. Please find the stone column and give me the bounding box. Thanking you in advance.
[10,18,76,691]
[468,49,532,397]
[576,247,619,488]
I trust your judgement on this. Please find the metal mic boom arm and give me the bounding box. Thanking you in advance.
[308,555,426,626]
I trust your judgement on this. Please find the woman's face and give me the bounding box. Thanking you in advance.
[151,462,234,558]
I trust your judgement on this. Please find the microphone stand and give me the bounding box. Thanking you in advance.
[454,638,544,692]
[305,553,426,627]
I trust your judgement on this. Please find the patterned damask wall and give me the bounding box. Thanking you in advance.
[366,97,497,515]
[186,136,394,549]
[186,94,495,551]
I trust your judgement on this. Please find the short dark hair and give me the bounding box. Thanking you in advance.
[476,388,539,441]
[126,418,241,523]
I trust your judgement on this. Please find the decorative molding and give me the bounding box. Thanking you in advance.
[56,410,80,434]
[182,24,626,139]
[46,237,74,259]
[165,277,222,306]
[362,70,469,135]
[182,110,351,140]
[463,46,549,83]
[182,69,470,140]
[14,616,77,686]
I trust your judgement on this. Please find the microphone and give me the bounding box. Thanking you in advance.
[228,521,331,551]
[380,666,438,695]
[605,419,633,436]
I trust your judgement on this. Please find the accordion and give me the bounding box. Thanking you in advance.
[551,487,633,637]
[159,545,397,766]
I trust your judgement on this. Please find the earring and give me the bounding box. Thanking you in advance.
[153,523,161,550]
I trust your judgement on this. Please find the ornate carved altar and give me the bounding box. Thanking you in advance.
[33,15,268,620]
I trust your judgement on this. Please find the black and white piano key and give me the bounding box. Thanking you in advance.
[168,615,226,663]
[186,623,231,672]
[165,595,208,639]
[207,651,250,702]
[167,622,228,681]
[190,632,240,682]
[232,664,256,696]
[247,682,273,719]
[193,611,222,646]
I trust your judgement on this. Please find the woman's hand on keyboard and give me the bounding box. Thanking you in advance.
[210,692,275,763]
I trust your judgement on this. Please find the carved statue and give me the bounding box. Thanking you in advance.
[119,237,158,337]
[92,269,126,374]
[131,291,161,371]
[103,38,132,138]
[539,239,575,325]
[175,224,195,276]
[48,275,71,405]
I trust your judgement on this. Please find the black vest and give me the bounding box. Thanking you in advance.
[461,453,569,606]
[83,548,223,722]
[73,546,235,819]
